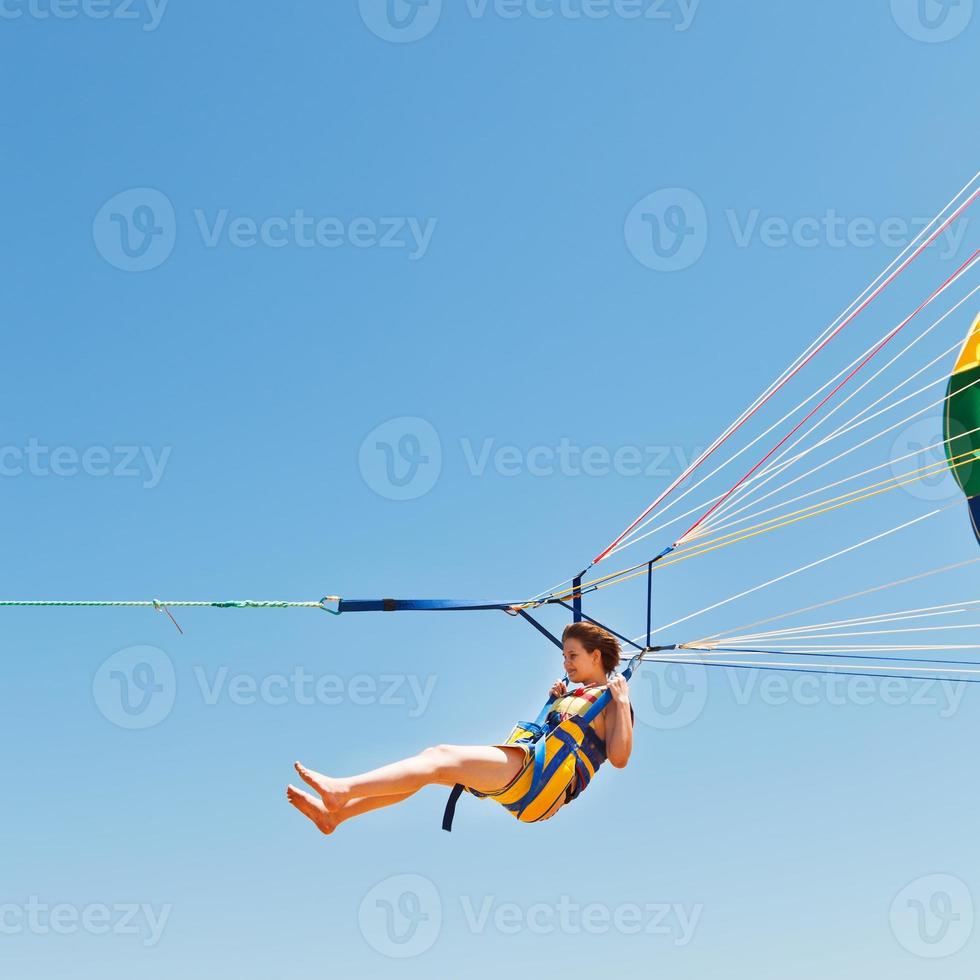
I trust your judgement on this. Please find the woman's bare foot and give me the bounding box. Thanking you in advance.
[294,761,351,811]
[286,785,340,836]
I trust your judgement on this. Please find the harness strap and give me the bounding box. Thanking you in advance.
[442,783,465,832]
[507,733,551,814]
[442,658,639,832]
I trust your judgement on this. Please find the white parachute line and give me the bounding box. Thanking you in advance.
[719,277,980,513]
[691,558,980,646]
[608,318,936,556]
[814,372,968,445]
[731,281,979,498]
[719,623,980,642]
[724,603,969,646]
[721,604,978,644]
[643,654,980,675]
[661,644,980,656]
[699,269,980,532]
[702,318,970,533]
[602,176,980,559]
[686,647,980,655]
[693,374,980,543]
[601,345,919,561]
[701,422,980,541]
[630,417,966,584]
[595,408,974,594]
[641,506,951,638]
[701,415,980,547]
[598,413,951,559]
[800,290,979,448]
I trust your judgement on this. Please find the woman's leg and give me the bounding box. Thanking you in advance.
[295,744,527,812]
[287,785,420,835]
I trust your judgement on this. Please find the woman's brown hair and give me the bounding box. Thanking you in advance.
[561,621,622,674]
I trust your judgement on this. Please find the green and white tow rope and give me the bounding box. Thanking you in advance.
[0,597,342,633]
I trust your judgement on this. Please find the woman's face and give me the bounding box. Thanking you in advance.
[563,637,600,682]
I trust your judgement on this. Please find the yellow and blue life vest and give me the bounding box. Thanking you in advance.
[442,662,635,831]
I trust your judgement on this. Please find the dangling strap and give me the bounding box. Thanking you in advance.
[442,783,465,832]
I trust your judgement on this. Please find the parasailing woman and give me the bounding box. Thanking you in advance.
[286,621,635,834]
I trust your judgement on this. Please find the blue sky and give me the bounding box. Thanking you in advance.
[1,1,979,977]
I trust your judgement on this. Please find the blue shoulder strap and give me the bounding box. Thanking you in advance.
[579,658,637,726]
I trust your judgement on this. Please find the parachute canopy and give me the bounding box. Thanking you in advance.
[945,312,980,542]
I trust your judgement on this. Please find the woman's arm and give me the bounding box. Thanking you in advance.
[603,674,633,768]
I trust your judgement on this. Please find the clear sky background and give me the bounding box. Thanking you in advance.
[1,1,979,977]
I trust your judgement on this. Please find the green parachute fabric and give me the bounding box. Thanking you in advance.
[944,312,980,544]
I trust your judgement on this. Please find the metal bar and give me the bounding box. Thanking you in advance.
[516,609,564,649]
[646,560,653,649]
